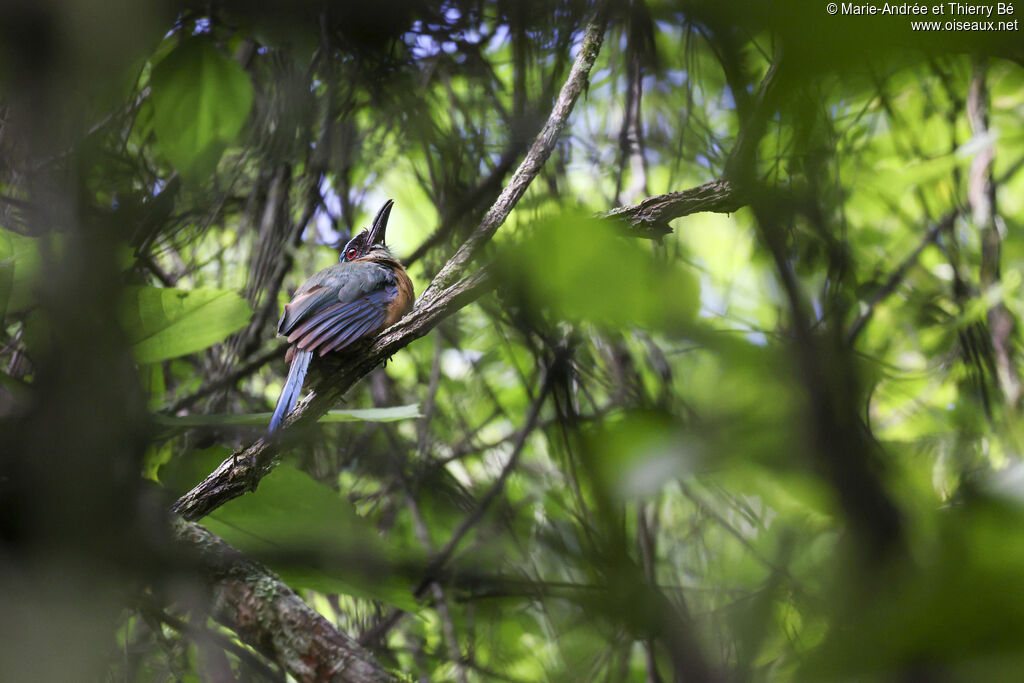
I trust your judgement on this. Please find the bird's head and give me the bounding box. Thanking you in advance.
[340,199,396,263]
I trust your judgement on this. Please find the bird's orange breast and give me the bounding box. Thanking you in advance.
[385,267,414,326]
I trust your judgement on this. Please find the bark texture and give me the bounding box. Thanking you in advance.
[174,519,397,683]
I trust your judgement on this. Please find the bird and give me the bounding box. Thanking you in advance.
[268,198,414,432]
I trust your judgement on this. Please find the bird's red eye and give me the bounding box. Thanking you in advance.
[346,248,358,260]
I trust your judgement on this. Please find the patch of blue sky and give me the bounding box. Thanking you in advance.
[666,70,688,87]
[410,33,442,59]
[311,176,344,246]
[720,86,735,110]
[488,24,510,53]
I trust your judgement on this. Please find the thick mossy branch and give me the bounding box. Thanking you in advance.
[173,519,397,683]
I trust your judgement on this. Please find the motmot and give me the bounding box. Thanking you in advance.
[268,199,414,432]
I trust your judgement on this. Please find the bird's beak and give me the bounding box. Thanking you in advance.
[367,199,394,245]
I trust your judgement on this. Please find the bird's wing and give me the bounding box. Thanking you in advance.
[278,262,396,356]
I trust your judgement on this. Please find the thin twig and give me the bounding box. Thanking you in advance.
[163,345,286,414]
[846,211,956,344]
[138,602,286,683]
[359,365,555,647]
[968,61,1021,409]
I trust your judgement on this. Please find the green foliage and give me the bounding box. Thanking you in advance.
[154,404,422,428]
[805,501,1024,681]
[0,228,43,319]
[163,448,418,608]
[498,212,700,330]
[2,3,1024,683]
[120,286,252,363]
[148,37,254,182]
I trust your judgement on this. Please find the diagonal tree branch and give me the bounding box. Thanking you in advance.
[170,24,785,523]
[171,268,490,521]
[173,518,396,683]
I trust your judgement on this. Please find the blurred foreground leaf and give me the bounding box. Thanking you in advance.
[164,450,418,609]
[498,212,700,329]
[588,412,697,500]
[804,500,1024,681]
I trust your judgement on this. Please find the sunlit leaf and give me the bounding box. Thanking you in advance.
[149,37,253,181]
[498,212,700,330]
[203,465,419,609]
[0,228,43,316]
[120,286,252,363]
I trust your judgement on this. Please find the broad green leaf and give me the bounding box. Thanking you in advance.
[149,37,253,181]
[160,450,419,607]
[121,286,252,363]
[0,227,44,317]
[202,464,419,609]
[153,404,422,428]
[497,212,700,330]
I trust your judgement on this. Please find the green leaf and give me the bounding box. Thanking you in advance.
[149,37,253,181]
[497,212,700,330]
[153,404,422,428]
[121,286,252,363]
[201,464,420,609]
[0,227,44,317]
[589,412,697,500]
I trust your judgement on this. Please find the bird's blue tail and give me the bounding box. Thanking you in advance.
[268,349,313,433]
